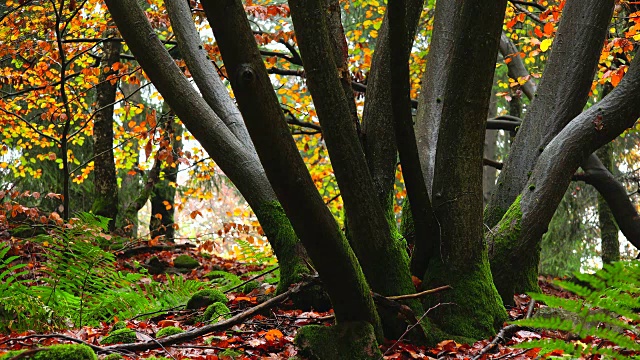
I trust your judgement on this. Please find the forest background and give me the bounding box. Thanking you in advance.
[1,0,640,358]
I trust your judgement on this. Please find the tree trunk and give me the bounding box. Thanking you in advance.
[596,143,620,264]
[116,81,144,237]
[576,153,640,251]
[286,0,422,339]
[484,92,498,207]
[417,0,509,340]
[91,28,121,231]
[485,0,615,228]
[150,110,183,242]
[488,52,640,304]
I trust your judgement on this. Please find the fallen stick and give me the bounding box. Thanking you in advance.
[100,278,316,353]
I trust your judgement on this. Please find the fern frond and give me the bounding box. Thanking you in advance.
[512,260,640,359]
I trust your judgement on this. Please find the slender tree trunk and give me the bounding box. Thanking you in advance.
[116,81,144,237]
[484,92,498,207]
[150,110,183,242]
[597,142,620,264]
[287,0,425,340]
[91,29,121,231]
[576,154,640,251]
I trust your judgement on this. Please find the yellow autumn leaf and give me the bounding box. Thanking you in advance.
[540,39,553,52]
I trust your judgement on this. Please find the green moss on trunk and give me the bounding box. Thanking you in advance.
[488,195,541,305]
[253,201,329,310]
[0,345,96,360]
[422,256,507,340]
[294,322,382,360]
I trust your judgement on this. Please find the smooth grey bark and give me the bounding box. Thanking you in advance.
[104,0,313,297]
[201,0,382,339]
[577,153,639,251]
[415,1,459,196]
[420,0,509,339]
[490,51,640,301]
[164,0,254,150]
[91,28,121,231]
[485,0,615,227]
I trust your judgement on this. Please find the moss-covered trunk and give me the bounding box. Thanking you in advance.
[416,0,509,340]
[489,51,640,303]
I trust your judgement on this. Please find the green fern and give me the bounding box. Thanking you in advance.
[512,260,640,359]
[205,270,243,292]
[0,243,28,294]
[233,239,275,265]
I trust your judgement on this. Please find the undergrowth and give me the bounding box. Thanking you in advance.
[0,213,208,332]
[513,260,640,359]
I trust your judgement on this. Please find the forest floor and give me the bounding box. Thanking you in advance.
[0,242,638,360]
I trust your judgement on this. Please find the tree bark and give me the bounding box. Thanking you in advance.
[485,0,615,227]
[577,153,639,251]
[484,92,499,207]
[596,143,621,264]
[419,0,509,340]
[498,33,537,101]
[164,0,254,151]
[200,0,383,340]
[91,28,121,231]
[150,110,183,242]
[489,51,640,303]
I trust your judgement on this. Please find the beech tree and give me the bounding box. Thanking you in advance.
[101,0,640,356]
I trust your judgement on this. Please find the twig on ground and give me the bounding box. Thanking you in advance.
[471,299,537,360]
[116,243,196,258]
[0,333,103,352]
[386,285,452,301]
[383,302,455,357]
[223,266,280,294]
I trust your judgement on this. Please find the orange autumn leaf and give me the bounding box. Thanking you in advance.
[264,329,283,342]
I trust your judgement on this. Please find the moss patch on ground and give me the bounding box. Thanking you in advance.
[173,254,200,270]
[100,328,137,345]
[203,302,231,322]
[156,326,184,338]
[0,344,96,360]
[103,354,124,360]
[294,322,382,360]
[242,280,260,294]
[186,289,227,309]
